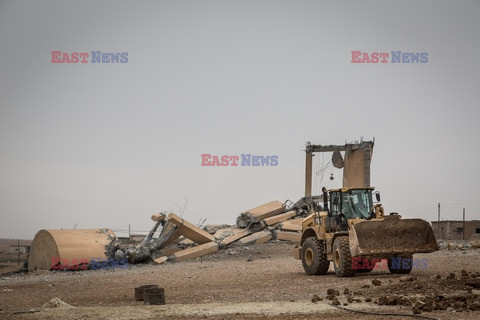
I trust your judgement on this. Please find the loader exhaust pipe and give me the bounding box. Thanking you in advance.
[322,187,329,211]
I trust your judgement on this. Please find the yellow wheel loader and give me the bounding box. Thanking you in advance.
[293,187,438,277]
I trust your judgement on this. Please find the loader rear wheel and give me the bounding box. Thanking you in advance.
[388,256,413,274]
[332,236,354,277]
[301,237,329,275]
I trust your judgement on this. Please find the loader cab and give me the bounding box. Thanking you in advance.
[328,188,374,220]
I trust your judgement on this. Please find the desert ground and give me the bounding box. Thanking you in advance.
[0,241,479,320]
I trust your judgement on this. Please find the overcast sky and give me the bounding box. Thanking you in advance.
[1,0,479,239]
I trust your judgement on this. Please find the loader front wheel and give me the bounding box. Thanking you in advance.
[332,236,355,277]
[301,237,329,275]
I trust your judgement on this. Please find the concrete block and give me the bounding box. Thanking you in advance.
[167,213,215,244]
[178,237,194,245]
[281,218,303,232]
[157,246,182,257]
[151,213,166,222]
[263,210,296,226]
[220,229,251,246]
[153,256,167,265]
[246,200,286,220]
[288,218,304,225]
[173,242,218,261]
[237,200,285,227]
[276,231,301,243]
[238,230,272,245]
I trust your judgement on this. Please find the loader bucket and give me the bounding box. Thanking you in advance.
[349,216,438,257]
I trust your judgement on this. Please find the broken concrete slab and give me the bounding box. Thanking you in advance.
[263,210,296,226]
[237,230,272,245]
[213,226,243,242]
[173,242,218,261]
[155,221,182,248]
[151,213,166,222]
[167,213,215,245]
[280,224,301,232]
[287,218,303,225]
[281,218,303,232]
[220,229,251,246]
[178,237,194,246]
[139,220,163,247]
[156,246,182,257]
[204,224,231,234]
[276,231,301,243]
[236,200,286,227]
[153,256,167,265]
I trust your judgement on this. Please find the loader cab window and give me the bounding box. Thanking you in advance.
[330,191,341,215]
[341,189,373,219]
[330,191,342,215]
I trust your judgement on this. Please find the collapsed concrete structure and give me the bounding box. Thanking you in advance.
[117,200,305,265]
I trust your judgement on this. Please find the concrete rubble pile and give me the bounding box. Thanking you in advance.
[437,240,480,250]
[114,200,305,265]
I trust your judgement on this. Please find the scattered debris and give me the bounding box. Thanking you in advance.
[327,288,340,296]
[359,269,480,313]
[438,240,479,250]
[42,297,74,309]
[371,279,382,286]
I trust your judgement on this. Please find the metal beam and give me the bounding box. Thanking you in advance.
[305,152,313,197]
[306,144,347,153]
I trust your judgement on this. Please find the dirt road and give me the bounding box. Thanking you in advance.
[0,241,478,319]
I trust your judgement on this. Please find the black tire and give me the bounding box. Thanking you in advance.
[388,256,413,274]
[355,266,374,273]
[332,236,354,277]
[355,258,376,273]
[356,269,373,273]
[301,237,329,275]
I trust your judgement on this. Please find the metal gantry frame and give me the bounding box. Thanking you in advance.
[304,139,375,197]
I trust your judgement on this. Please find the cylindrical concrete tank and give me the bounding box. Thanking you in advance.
[28,229,116,271]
